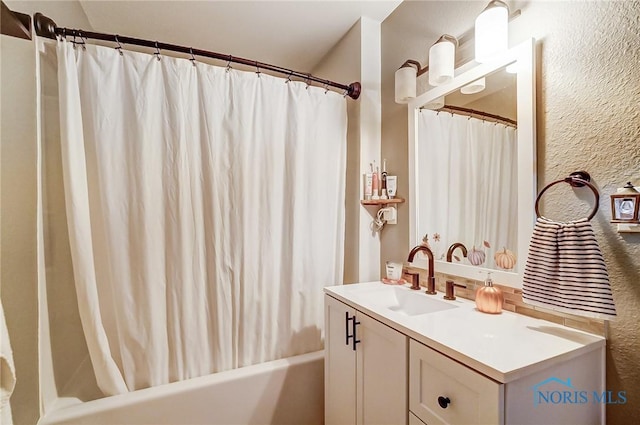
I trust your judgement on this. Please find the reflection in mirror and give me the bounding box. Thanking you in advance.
[409,39,536,288]
[417,68,518,273]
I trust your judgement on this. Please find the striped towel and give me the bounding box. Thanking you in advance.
[522,217,616,320]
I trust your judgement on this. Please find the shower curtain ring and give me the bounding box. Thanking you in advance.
[324,83,329,94]
[115,35,123,56]
[154,41,161,61]
[77,31,86,50]
[189,48,196,66]
[286,71,293,84]
[226,55,233,72]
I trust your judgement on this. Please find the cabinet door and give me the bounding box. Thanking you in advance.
[410,340,504,425]
[357,312,408,425]
[409,412,427,425]
[325,295,357,425]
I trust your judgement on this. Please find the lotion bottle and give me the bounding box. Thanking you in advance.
[364,173,373,200]
[475,272,503,314]
[386,176,397,198]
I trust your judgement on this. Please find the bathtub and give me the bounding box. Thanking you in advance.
[38,351,324,425]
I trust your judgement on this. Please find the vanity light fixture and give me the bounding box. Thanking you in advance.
[429,35,458,86]
[610,182,640,224]
[393,4,521,104]
[395,60,422,104]
[460,77,486,94]
[475,0,509,63]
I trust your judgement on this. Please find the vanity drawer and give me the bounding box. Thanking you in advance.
[409,340,504,425]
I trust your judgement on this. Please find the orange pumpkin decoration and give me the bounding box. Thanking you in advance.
[468,246,486,266]
[494,247,516,270]
[475,274,503,314]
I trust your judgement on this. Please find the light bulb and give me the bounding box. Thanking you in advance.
[475,0,509,63]
[395,66,417,103]
[429,37,455,86]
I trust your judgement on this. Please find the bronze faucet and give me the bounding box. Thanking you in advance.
[444,243,468,300]
[446,242,468,262]
[406,245,436,295]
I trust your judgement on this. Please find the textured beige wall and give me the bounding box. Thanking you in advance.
[382,1,640,421]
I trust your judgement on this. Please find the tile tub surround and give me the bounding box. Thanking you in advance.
[402,266,607,337]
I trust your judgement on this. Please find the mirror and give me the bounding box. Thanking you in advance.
[408,39,536,288]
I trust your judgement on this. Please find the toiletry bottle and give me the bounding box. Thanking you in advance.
[386,175,397,199]
[364,164,373,200]
[475,272,503,314]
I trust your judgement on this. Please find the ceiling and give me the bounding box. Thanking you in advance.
[76,0,403,71]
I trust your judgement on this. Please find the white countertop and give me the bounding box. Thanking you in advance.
[324,281,605,384]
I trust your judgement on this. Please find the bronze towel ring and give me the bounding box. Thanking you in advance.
[535,171,600,221]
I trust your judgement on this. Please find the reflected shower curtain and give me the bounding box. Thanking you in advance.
[56,41,346,395]
[417,109,517,262]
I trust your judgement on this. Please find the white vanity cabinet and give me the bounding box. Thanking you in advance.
[324,282,606,425]
[324,294,408,425]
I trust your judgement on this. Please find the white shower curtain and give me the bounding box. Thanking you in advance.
[56,41,346,395]
[417,109,517,263]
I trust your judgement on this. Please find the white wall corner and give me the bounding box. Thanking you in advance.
[358,17,383,282]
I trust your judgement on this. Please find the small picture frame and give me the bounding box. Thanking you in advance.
[610,192,640,223]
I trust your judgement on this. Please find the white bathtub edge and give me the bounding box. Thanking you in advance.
[38,350,325,425]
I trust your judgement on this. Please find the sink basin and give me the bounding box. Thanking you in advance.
[387,287,458,315]
[350,285,458,316]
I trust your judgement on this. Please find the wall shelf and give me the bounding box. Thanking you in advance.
[361,198,405,206]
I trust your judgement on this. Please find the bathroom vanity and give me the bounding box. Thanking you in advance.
[324,282,605,425]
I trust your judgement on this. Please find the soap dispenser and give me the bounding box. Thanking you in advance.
[475,272,503,314]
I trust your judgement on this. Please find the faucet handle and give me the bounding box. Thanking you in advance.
[405,271,421,290]
[444,280,466,300]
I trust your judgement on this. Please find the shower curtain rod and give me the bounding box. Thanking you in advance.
[33,12,361,100]
[434,105,517,127]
